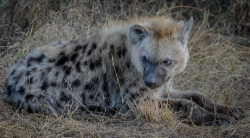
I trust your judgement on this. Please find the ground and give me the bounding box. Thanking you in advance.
[0,0,250,137]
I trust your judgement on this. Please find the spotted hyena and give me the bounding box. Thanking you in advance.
[4,17,244,125]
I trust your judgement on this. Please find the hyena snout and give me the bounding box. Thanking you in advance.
[143,65,166,89]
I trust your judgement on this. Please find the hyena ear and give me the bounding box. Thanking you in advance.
[178,17,193,47]
[128,24,151,46]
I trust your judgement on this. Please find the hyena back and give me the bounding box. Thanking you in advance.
[4,17,244,125]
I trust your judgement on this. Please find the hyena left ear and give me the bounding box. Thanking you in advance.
[128,24,151,46]
[178,17,193,47]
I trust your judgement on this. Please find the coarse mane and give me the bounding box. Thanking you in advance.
[100,16,185,39]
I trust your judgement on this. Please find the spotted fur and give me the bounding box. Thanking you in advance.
[4,17,244,125]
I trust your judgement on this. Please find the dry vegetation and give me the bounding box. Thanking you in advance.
[0,0,250,137]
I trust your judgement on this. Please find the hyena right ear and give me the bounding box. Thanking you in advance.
[128,24,151,46]
[178,17,193,47]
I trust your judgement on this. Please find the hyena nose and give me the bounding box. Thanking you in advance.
[145,80,157,87]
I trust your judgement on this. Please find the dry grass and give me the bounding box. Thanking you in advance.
[0,0,250,137]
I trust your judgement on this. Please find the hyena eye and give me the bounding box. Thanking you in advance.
[142,56,148,64]
[164,59,171,65]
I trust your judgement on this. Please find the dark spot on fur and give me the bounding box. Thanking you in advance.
[89,95,94,100]
[27,54,46,66]
[92,42,97,50]
[74,45,81,52]
[120,78,125,85]
[26,71,30,76]
[108,44,115,58]
[59,52,65,56]
[84,61,88,66]
[25,94,34,100]
[14,79,18,85]
[122,47,127,56]
[56,56,68,66]
[41,81,48,90]
[30,77,33,84]
[63,66,72,76]
[56,102,62,108]
[92,77,99,84]
[71,53,78,62]
[103,42,107,49]
[117,48,122,58]
[125,89,129,93]
[50,82,57,87]
[26,106,33,113]
[62,79,67,87]
[126,62,131,69]
[16,72,23,81]
[81,92,86,103]
[18,86,25,95]
[94,58,102,67]
[75,62,81,72]
[26,77,33,84]
[87,43,97,56]
[55,71,59,77]
[72,79,80,87]
[115,66,120,74]
[41,72,45,80]
[46,67,52,73]
[32,68,37,72]
[48,58,56,63]
[10,70,15,76]
[82,43,88,53]
[110,44,114,51]
[60,91,70,102]
[89,106,104,112]
[7,85,13,96]
[105,98,110,106]
[85,83,94,91]
[35,54,46,62]
[15,100,21,109]
[38,95,44,100]
[89,62,95,70]
[87,50,92,56]
[102,74,108,92]
[99,41,107,52]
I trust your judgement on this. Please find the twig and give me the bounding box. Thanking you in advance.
[111,54,124,116]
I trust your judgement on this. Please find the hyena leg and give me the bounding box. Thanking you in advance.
[164,90,245,119]
[161,98,234,126]
[13,94,60,116]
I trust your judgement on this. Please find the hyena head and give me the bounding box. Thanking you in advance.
[128,17,193,89]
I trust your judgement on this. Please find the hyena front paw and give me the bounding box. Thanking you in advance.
[225,107,245,120]
[203,113,236,126]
